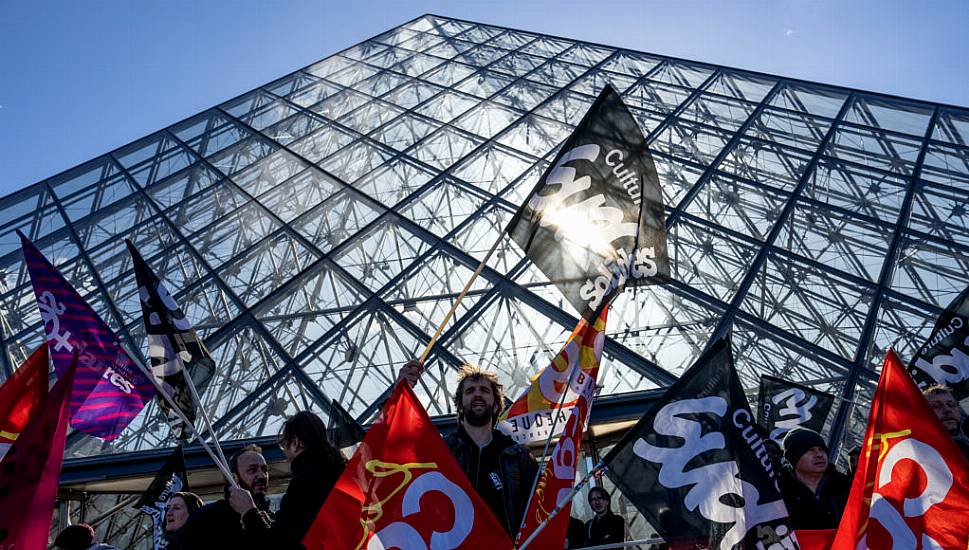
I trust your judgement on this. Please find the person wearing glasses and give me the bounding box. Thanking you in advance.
[229,411,347,549]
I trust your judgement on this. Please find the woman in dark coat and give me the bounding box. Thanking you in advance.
[229,411,347,549]
[164,491,203,550]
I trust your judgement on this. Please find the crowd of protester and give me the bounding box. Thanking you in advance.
[53,367,969,550]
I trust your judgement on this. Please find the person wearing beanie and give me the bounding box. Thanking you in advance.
[777,428,851,529]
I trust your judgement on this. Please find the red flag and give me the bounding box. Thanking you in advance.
[0,357,75,549]
[513,313,605,548]
[832,350,969,549]
[795,529,835,550]
[0,345,49,461]
[514,393,590,548]
[303,382,513,550]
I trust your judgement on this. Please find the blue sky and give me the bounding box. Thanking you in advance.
[1,0,967,197]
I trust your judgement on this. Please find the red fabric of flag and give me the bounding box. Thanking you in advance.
[514,392,590,549]
[795,529,835,550]
[0,358,75,549]
[303,382,513,550]
[832,350,969,549]
[0,345,49,461]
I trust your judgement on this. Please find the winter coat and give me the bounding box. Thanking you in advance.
[778,465,852,530]
[443,425,538,537]
[565,516,586,548]
[953,433,969,463]
[175,497,272,550]
[584,511,625,546]
[240,448,345,549]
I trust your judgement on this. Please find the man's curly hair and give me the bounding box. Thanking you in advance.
[453,364,505,424]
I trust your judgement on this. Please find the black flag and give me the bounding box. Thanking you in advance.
[908,286,969,401]
[757,375,835,442]
[327,397,366,450]
[134,446,189,550]
[603,337,795,549]
[127,240,216,439]
[506,85,669,321]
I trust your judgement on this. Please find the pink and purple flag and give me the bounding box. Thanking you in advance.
[19,231,155,440]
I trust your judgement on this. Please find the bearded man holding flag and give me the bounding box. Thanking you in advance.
[397,362,538,537]
[302,379,514,550]
[388,82,668,548]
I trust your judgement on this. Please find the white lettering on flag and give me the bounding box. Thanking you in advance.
[633,397,787,549]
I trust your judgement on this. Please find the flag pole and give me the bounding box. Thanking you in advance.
[182,369,231,478]
[418,227,507,363]
[126,354,236,486]
[518,459,605,550]
[514,357,586,539]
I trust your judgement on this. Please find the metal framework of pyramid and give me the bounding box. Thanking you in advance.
[2,13,969,547]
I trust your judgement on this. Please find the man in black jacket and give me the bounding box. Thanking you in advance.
[399,361,538,537]
[778,428,851,530]
[176,444,273,550]
[228,411,346,549]
[584,486,625,546]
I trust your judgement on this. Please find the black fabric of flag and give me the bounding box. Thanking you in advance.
[134,446,188,550]
[506,84,669,321]
[908,286,969,401]
[757,375,835,442]
[327,397,366,449]
[603,337,795,550]
[127,240,216,440]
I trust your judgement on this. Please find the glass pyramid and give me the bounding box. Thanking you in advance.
[2,13,968,546]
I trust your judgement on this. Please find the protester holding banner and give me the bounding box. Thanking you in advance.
[923,384,969,461]
[443,365,537,538]
[778,428,851,529]
[398,362,537,537]
[302,381,514,550]
[831,351,969,548]
[176,445,272,549]
[135,446,190,550]
[229,411,346,548]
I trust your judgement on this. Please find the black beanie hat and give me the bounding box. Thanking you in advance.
[783,428,826,465]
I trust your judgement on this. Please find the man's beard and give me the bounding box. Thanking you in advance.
[464,405,494,427]
[238,478,269,509]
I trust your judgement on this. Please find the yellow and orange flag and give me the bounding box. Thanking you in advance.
[498,307,608,445]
